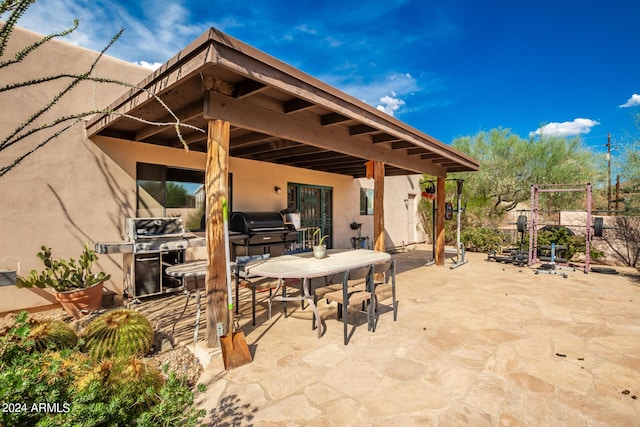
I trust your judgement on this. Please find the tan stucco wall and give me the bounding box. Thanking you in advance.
[0,26,152,313]
[356,175,426,248]
[1,26,427,314]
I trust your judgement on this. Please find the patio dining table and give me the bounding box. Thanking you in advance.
[245,249,391,338]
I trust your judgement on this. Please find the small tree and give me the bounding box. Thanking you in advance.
[615,112,640,213]
[442,128,602,225]
[602,216,640,267]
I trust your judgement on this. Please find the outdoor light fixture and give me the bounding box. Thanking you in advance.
[274,186,282,194]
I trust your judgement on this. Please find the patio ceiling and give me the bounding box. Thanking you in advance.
[86,28,479,178]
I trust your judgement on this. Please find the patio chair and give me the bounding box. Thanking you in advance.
[370,260,397,331]
[349,260,397,331]
[323,265,375,345]
[235,254,283,326]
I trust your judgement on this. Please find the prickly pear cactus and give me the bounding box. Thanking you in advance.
[83,309,154,361]
[28,319,78,351]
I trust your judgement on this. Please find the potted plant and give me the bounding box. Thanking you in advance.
[16,244,111,319]
[312,228,329,259]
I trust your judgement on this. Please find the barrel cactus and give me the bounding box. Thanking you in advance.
[43,350,91,379]
[112,356,165,400]
[75,356,164,406]
[28,319,78,352]
[74,358,115,392]
[83,309,154,361]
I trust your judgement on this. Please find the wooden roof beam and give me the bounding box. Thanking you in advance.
[235,79,267,99]
[134,100,204,141]
[407,147,429,156]
[372,133,402,144]
[391,141,414,150]
[284,98,315,114]
[230,131,274,148]
[275,150,345,165]
[294,157,365,167]
[349,124,378,136]
[321,113,350,127]
[231,139,302,158]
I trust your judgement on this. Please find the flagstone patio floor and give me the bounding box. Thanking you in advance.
[137,246,640,426]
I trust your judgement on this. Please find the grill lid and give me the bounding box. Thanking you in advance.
[230,212,288,234]
[126,217,185,240]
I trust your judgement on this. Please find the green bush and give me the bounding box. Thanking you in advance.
[461,227,504,252]
[0,312,206,427]
[527,227,605,261]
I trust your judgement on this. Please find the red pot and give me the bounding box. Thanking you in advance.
[54,281,104,319]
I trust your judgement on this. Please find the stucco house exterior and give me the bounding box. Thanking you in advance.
[0,26,477,317]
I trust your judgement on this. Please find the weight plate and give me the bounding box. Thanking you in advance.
[594,217,604,237]
[517,215,527,233]
[590,266,619,275]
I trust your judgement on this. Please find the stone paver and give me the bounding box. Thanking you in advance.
[173,248,640,425]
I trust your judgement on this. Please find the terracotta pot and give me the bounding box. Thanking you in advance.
[54,281,104,319]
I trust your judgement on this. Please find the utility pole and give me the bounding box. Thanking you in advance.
[607,132,612,212]
[615,174,620,215]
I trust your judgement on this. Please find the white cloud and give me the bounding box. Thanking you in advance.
[337,72,417,104]
[333,72,419,117]
[529,118,600,138]
[135,61,163,70]
[376,94,406,116]
[620,94,640,108]
[15,0,209,66]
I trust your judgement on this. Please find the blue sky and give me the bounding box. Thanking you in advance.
[11,0,640,153]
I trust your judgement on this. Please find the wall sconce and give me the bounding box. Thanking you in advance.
[274,186,282,194]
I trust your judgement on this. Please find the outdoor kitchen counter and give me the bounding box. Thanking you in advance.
[246,249,391,338]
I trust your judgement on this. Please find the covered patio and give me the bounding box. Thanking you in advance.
[86,27,479,347]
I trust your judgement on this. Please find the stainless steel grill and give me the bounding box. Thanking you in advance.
[229,211,297,257]
[95,217,206,299]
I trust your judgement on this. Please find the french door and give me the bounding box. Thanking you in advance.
[287,183,333,248]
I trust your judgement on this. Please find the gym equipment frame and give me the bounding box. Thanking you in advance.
[421,180,437,266]
[450,179,468,269]
[528,183,593,274]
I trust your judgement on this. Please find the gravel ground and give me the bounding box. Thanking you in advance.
[1,308,203,387]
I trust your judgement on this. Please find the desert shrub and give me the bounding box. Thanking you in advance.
[527,226,604,261]
[0,311,33,363]
[0,312,206,427]
[134,369,207,427]
[602,216,640,267]
[461,227,504,252]
[0,314,85,426]
[44,361,205,427]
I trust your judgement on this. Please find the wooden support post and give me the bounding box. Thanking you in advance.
[435,176,446,266]
[204,119,230,348]
[373,161,385,252]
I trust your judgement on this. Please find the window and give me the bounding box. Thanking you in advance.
[136,163,206,230]
[360,188,374,215]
